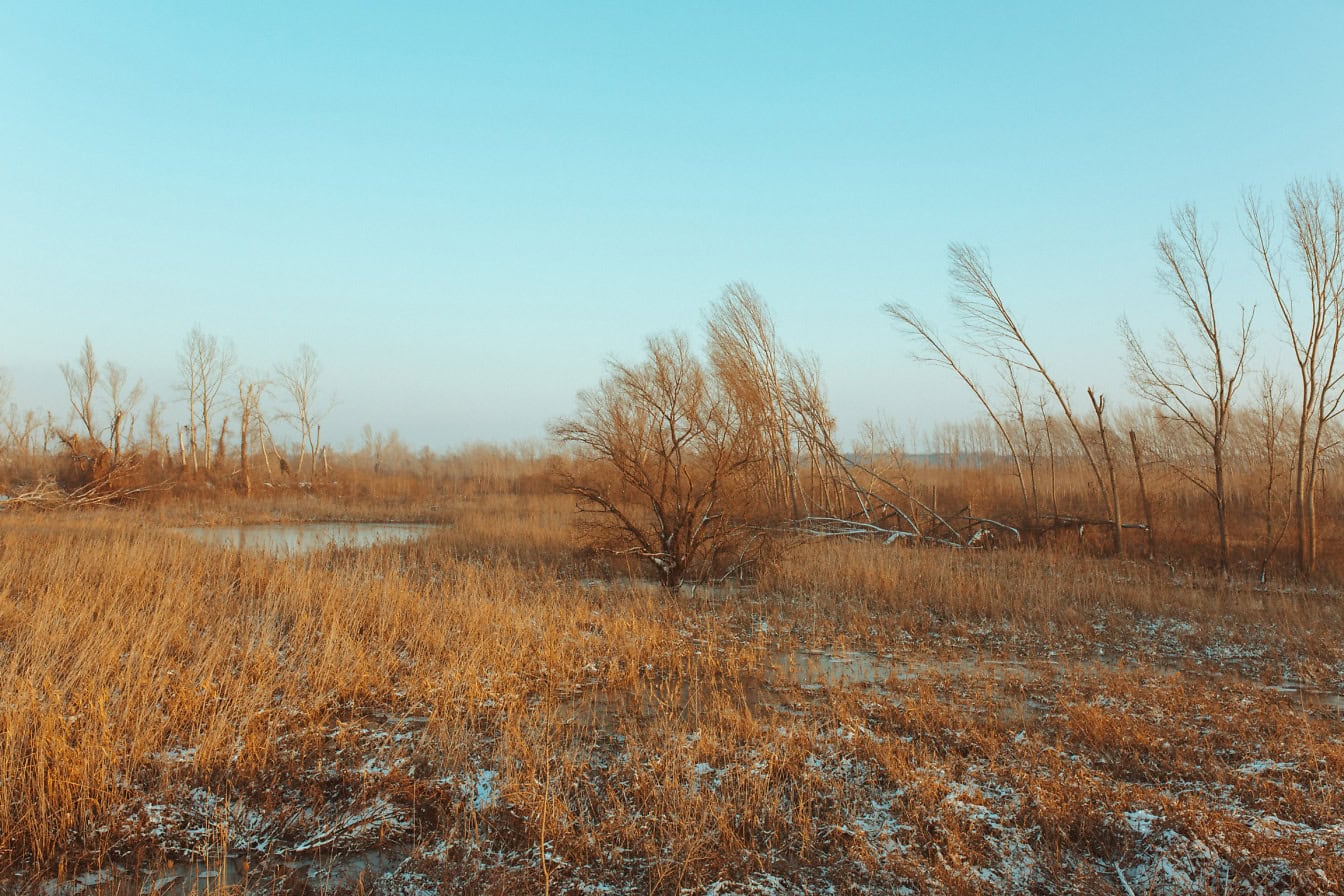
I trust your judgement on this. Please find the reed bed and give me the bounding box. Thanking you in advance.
[1,502,1341,895]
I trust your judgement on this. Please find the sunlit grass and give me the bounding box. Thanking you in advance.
[1,497,1341,893]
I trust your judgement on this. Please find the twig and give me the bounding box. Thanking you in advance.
[1114,861,1138,896]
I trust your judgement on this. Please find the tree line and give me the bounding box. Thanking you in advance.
[2,178,1340,584]
[1,327,334,499]
[554,178,1343,584]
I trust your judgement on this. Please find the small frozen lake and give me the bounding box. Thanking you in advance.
[173,522,437,554]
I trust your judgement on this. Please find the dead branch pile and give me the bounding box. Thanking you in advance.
[0,474,168,511]
[0,431,170,511]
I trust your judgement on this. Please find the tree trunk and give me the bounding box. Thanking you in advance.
[239,408,252,496]
[1213,444,1230,574]
[260,423,274,479]
[1128,431,1156,560]
[215,417,229,472]
[1089,390,1123,555]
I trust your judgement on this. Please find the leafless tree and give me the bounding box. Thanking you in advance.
[706,284,802,518]
[143,395,166,464]
[275,345,332,479]
[887,245,1122,548]
[60,337,100,444]
[1248,372,1294,580]
[235,374,267,495]
[551,333,758,590]
[1121,206,1253,572]
[706,284,848,520]
[102,361,143,466]
[884,302,1034,521]
[1244,178,1344,574]
[176,327,236,472]
[0,373,41,479]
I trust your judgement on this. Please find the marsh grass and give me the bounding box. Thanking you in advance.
[1,495,1341,894]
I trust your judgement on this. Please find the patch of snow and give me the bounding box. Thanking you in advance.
[147,746,198,764]
[467,769,499,810]
[698,872,805,895]
[1123,809,1160,837]
[1236,759,1296,775]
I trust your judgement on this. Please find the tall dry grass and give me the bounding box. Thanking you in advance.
[1,490,1341,893]
[0,514,732,874]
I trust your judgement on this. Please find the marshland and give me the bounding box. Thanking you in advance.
[6,6,1344,894]
[6,200,1344,891]
[2,424,1343,895]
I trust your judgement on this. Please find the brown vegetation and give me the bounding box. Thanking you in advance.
[0,481,1340,894]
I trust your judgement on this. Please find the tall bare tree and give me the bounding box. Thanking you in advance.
[275,345,331,479]
[1122,206,1253,572]
[888,245,1122,549]
[177,327,236,472]
[706,284,847,520]
[1248,372,1293,579]
[235,374,267,495]
[102,361,143,466]
[884,303,1034,521]
[0,372,43,483]
[1244,178,1344,574]
[143,395,166,463]
[706,284,801,517]
[60,337,100,444]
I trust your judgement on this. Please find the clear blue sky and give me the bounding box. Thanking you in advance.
[2,2,1340,449]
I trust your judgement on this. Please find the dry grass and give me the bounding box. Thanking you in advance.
[1,490,1341,894]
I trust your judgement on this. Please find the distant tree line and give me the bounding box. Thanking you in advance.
[3,178,1340,585]
[0,327,336,500]
[556,177,1343,585]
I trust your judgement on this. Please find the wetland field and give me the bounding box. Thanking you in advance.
[1,493,1342,895]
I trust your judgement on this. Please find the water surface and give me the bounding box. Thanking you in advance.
[174,522,435,554]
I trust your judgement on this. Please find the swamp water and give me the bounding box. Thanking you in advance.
[173,523,436,554]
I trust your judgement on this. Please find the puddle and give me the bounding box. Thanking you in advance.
[173,523,436,554]
[38,848,409,895]
[1266,680,1344,714]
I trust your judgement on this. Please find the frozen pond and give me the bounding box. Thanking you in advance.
[173,522,437,554]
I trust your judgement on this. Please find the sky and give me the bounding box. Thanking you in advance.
[2,2,1341,451]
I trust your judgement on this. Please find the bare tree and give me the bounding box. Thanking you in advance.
[60,337,100,444]
[274,345,332,479]
[551,333,758,590]
[143,395,166,464]
[176,327,236,472]
[884,302,1035,522]
[706,284,848,521]
[1122,206,1253,572]
[103,361,143,466]
[0,372,40,480]
[1244,178,1344,574]
[1248,372,1294,580]
[235,374,267,495]
[706,284,802,518]
[888,245,1122,548]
